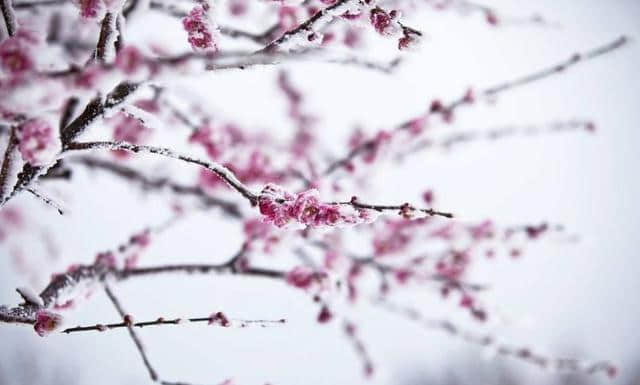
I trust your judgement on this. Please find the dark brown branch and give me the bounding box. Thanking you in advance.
[62,315,286,334]
[65,141,259,205]
[104,284,159,381]
[61,82,139,147]
[322,35,629,176]
[26,187,64,215]
[95,11,116,63]
[258,0,355,53]
[0,126,17,201]
[59,97,79,134]
[376,298,617,378]
[70,156,243,218]
[0,0,17,37]
[335,196,454,219]
[0,82,140,207]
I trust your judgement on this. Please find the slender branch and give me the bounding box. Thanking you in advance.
[69,156,243,218]
[104,284,159,381]
[95,11,117,63]
[0,82,140,207]
[59,97,79,134]
[258,0,357,53]
[61,82,140,146]
[61,314,286,334]
[397,119,595,159]
[335,196,454,219]
[0,126,17,201]
[376,298,618,377]
[322,36,629,176]
[64,141,259,204]
[26,187,65,215]
[0,243,284,326]
[0,0,17,37]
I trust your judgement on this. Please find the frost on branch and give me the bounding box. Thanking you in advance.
[182,0,220,53]
[258,183,377,228]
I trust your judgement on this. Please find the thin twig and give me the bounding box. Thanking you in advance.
[0,0,17,37]
[65,140,260,204]
[322,36,629,176]
[61,315,286,334]
[375,298,618,377]
[26,187,65,215]
[104,284,159,381]
[70,156,243,218]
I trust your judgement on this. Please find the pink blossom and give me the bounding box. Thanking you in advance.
[228,0,248,16]
[485,10,499,26]
[16,118,60,167]
[182,4,219,52]
[317,305,332,323]
[94,252,116,268]
[285,266,316,289]
[34,310,63,337]
[111,112,150,158]
[370,7,399,36]
[343,27,361,48]
[115,46,145,75]
[0,39,33,75]
[258,184,374,228]
[460,294,474,308]
[278,6,298,32]
[422,190,434,205]
[72,0,103,18]
[0,30,38,78]
[469,220,494,240]
[189,125,222,160]
[398,28,422,50]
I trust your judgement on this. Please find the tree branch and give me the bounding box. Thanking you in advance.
[322,36,629,176]
[65,140,259,205]
[0,0,17,37]
[104,284,159,381]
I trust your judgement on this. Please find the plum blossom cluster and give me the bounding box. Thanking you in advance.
[258,184,377,228]
[0,0,628,382]
[182,1,220,53]
[368,6,422,50]
[71,0,125,19]
[0,28,38,85]
[16,117,61,167]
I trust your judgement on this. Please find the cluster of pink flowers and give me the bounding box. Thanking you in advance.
[369,7,399,36]
[71,0,124,18]
[72,0,103,18]
[198,150,282,191]
[257,184,375,228]
[16,118,61,167]
[115,46,145,75]
[0,29,39,85]
[398,26,422,50]
[285,266,323,289]
[189,123,244,161]
[367,6,423,50]
[110,100,156,158]
[34,310,63,337]
[182,2,219,52]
